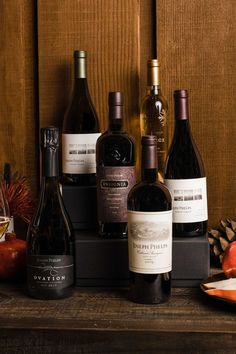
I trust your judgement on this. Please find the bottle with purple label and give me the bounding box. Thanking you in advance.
[27,126,74,300]
[96,92,136,238]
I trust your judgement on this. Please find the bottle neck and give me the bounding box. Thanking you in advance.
[42,148,59,178]
[174,95,189,120]
[74,57,86,79]
[142,169,157,183]
[108,102,124,132]
[148,85,161,95]
[72,56,91,98]
[173,95,191,141]
[40,177,59,193]
[73,77,89,95]
[147,64,160,87]
[173,119,192,144]
[109,119,123,132]
[141,144,157,183]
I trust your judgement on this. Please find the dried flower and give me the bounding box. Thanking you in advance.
[1,164,35,224]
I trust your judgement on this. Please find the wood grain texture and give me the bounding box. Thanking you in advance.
[37,0,143,138]
[136,0,156,175]
[157,0,236,228]
[0,284,235,353]
[0,0,38,193]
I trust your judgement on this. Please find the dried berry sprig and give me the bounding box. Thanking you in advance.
[1,164,35,224]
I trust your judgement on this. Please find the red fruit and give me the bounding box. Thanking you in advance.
[0,232,26,280]
[222,241,236,278]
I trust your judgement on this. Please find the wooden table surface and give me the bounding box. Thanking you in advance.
[0,282,235,354]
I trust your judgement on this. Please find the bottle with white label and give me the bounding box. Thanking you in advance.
[164,89,208,237]
[96,92,136,238]
[27,127,74,299]
[62,50,100,185]
[127,135,172,304]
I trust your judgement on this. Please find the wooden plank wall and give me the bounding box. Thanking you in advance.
[157,0,236,228]
[0,0,235,228]
[38,0,142,132]
[0,0,38,194]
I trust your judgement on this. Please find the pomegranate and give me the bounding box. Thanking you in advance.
[222,241,236,278]
[0,232,26,280]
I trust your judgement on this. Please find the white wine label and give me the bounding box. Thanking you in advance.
[27,255,74,290]
[164,177,208,223]
[62,133,101,174]
[97,166,136,222]
[128,210,172,274]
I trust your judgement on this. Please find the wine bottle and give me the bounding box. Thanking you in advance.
[62,50,100,185]
[27,127,74,299]
[164,89,208,237]
[96,92,136,238]
[127,135,172,304]
[140,59,168,181]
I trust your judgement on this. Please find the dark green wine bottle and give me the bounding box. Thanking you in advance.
[27,126,74,299]
[128,135,172,304]
[62,50,100,186]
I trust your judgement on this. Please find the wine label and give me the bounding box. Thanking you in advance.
[156,108,168,154]
[128,210,172,274]
[97,166,136,222]
[141,107,167,154]
[62,133,101,174]
[164,177,208,223]
[27,255,74,290]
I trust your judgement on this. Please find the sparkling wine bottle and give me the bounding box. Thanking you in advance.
[127,135,172,304]
[62,50,100,186]
[164,89,208,237]
[27,127,74,299]
[140,59,168,181]
[96,92,136,238]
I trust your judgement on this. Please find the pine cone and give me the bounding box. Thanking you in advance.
[208,219,236,265]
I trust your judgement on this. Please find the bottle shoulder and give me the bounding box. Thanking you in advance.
[130,180,171,196]
[30,181,71,227]
[165,133,205,178]
[128,180,172,212]
[97,130,135,144]
[141,92,168,111]
[63,88,99,133]
[96,131,135,166]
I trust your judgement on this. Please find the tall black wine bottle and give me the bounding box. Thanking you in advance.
[164,89,208,237]
[62,50,100,186]
[27,127,74,300]
[128,135,172,304]
[127,135,172,304]
[96,92,136,238]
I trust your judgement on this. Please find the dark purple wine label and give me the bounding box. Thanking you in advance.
[97,166,136,222]
[27,255,74,291]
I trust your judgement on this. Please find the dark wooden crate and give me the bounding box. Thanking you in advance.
[75,231,209,287]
